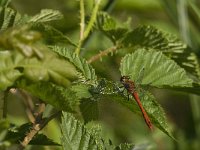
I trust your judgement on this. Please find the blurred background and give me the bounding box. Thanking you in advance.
[5,0,200,149]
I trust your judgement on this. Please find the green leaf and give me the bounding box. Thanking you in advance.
[89,79,174,139]
[4,123,60,145]
[0,7,25,31]
[97,12,128,44]
[0,7,64,32]
[0,51,22,90]
[120,49,193,87]
[16,80,80,111]
[31,23,77,46]
[80,99,99,123]
[0,26,43,58]
[51,46,97,82]
[61,112,134,150]
[16,80,92,111]
[121,25,200,78]
[71,84,92,99]
[28,9,63,23]
[61,112,104,150]
[0,49,78,90]
[166,83,200,95]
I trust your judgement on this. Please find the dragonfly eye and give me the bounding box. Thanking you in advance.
[120,76,130,82]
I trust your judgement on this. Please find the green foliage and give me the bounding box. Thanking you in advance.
[120,49,193,87]
[98,13,200,79]
[31,24,76,46]
[0,0,11,7]
[88,78,173,138]
[0,5,65,31]
[0,27,79,90]
[0,49,78,90]
[51,46,97,82]
[0,119,9,133]
[4,123,60,145]
[1,1,200,149]
[61,112,134,150]
[97,12,128,44]
[28,9,63,23]
[0,26,44,57]
[121,25,200,78]
[16,80,78,111]
[80,98,99,123]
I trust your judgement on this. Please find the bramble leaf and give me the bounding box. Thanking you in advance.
[121,25,200,78]
[89,79,174,139]
[16,80,79,111]
[120,49,193,87]
[28,9,63,23]
[61,112,134,150]
[80,98,99,123]
[51,46,97,82]
[0,6,26,31]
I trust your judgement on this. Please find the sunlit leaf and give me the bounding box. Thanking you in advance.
[120,49,193,87]
[0,51,22,90]
[51,46,97,82]
[121,25,200,78]
[0,26,43,58]
[28,9,63,23]
[0,49,79,90]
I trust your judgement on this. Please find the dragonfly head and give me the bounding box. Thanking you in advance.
[120,76,130,83]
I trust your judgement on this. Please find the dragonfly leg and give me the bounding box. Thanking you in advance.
[118,86,125,93]
[127,91,130,101]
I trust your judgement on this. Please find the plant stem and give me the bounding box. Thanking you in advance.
[81,0,116,49]
[19,89,35,123]
[75,0,85,55]
[75,0,102,54]
[87,45,117,63]
[83,0,101,39]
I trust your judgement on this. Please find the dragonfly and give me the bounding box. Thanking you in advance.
[120,76,153,131]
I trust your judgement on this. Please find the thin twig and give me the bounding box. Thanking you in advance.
[87,46,118,63]
[18,102,61,150]
[18,89,35,123]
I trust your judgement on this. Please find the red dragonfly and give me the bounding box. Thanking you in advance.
[120,76,153,130]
